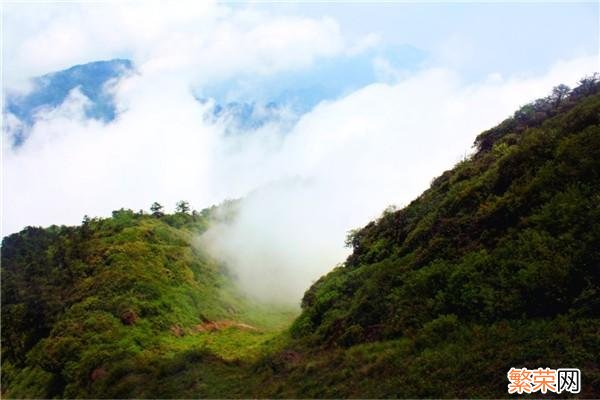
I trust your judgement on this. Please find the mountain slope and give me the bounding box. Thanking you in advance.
[259,77,600,397]
[1,208,295,398]
[294,78,600,343]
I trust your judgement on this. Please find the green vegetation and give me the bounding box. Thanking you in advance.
[2,77,600,398]
[1,205,296,398]
[280,76,600,397]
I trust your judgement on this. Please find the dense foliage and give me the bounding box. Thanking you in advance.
[1,206,295,398]
[278,77,600,396]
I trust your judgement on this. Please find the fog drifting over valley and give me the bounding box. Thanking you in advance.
[3,1,598,303]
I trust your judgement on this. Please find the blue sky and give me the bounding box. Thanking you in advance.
[4,2,598,97]
[262,2,598,76]
[2,1,598,300]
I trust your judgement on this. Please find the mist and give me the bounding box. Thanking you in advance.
[198,59,597,304]
[2,1,598,305]
[4,58,596,305]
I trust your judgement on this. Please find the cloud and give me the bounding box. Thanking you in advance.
[201,56,598,304]
[2,1,598,304]
[4,1,218,82]
[3,1,345,89]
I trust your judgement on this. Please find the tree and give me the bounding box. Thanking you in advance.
[81,215,91,238]
[175,200,190,214]
[550,84,570,107]
[150,202,164,217]
[572,73,600,98]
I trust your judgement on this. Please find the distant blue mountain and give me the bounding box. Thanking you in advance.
[4,59,133,146]
[4,44,425,146]
[4,58,289,145]
[201,100,295,133]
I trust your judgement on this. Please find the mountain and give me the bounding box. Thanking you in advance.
[272,76,600,397]
[4,59,293,147]
[1,206,296,398]
[4,43,425,147]
[4,59,133,146]
[2,76,599,398]
[200,99,295,133]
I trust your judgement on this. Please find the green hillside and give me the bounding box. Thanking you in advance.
[1,207,296,398]
[270,77,600,397]
[2,77,599,398]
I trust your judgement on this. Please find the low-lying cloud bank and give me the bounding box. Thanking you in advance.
[201,57,597,303]
[2,2,598,304]
[3,56,597,303]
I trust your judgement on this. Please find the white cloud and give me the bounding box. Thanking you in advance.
[3,1,345,88]
[2,1,598,304]
[202,56,598,303]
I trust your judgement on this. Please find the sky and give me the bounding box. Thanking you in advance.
[2,0,599,303]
